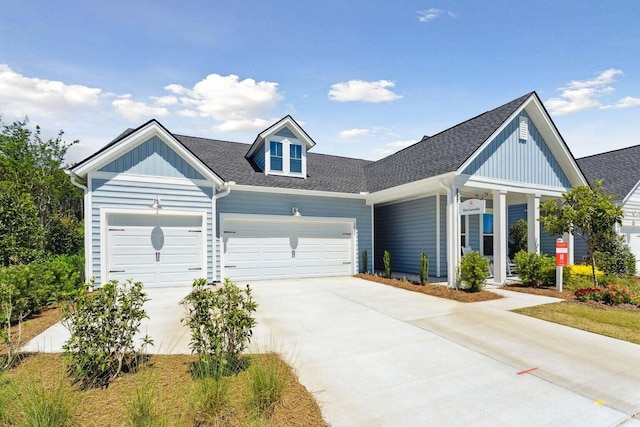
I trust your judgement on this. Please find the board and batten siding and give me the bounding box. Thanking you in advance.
[216,191,372,276]
[467,214,480,252]
[89,179,213,286]
[251,143,265,171]
[463,111,571,188]
[622,182,640,228]
[100,136,205,180]
[374,196,439,276]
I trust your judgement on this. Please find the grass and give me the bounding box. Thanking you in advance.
[514,301,640,344]
[246,352,288,418]
[355,273,503,302]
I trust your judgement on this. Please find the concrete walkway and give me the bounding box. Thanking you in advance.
[247,276,640,426]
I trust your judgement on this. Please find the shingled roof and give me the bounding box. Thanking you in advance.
[177,135,371,193]
[577,145,640,201]
[363,92,534,192]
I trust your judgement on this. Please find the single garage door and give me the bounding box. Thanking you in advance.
[222,217,354,280]
[625,229,640,273]
[107,214,204,287]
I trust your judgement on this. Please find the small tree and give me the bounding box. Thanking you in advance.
[508,219,528,259]
[459,251,488,292]
[540,180,623,286]
[383,251,391,278]
[419,253,429,284]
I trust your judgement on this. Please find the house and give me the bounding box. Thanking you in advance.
[577,146,640,272]
[68,91,588,288]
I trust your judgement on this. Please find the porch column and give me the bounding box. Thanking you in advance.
[445,187,455,286]
[527,194,540,254]
[564,232,574,265]
[493,190,507,284]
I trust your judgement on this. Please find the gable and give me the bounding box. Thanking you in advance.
[462,111,571,188]
[100,135,205,180]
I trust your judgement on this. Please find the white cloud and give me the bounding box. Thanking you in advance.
[601,96,640,110]
[150,95,179,106]
[416,8,456,23]
[164,74,282,131]
[329,80,402,103]
[112,95,169,120]
[545,69,640,115]
[339,128,370,138]
[0,63,102,118]
[372,139,417,159]
[387,139,415,148]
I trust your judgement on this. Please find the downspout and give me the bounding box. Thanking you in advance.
[211,182,234,282]
[65,170,91,285]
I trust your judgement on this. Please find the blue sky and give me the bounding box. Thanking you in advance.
[1,1,639,164]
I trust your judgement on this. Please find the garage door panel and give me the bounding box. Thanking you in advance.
[108,214,204,287]
[223,217,353,281]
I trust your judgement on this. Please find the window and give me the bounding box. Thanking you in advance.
[290,144,302,173]
[483,214,494,256]
[270,141,283,171]
[460,216,467,248]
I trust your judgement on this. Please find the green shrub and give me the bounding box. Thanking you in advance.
[45,214,84,256]
[594,232,636,276]
[383,250,391,278]
[246,355,287,419]
[192,376,230,425]
[563,264,605,291]
[508,219,528,259]
[361,250,368,274]
[182,278,257,378]
[459,251,489,292]
[514,252,556,287]
[419,253,429,284]
[62,279,152,389]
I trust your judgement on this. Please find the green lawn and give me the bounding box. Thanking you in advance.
[514,302,640,345]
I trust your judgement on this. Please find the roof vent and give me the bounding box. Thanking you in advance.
[519,117,529,141]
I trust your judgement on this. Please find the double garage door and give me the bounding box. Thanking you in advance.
[222,217,354,281]
[107,214,205,287]
[622,227,640,273]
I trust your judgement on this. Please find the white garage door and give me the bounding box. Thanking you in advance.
[626,229,640,273]
[107,214,204,287]
[222,217,354,281]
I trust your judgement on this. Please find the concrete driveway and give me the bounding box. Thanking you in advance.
[247,276,640,427]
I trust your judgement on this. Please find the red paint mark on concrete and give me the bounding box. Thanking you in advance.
[517,367,538,375]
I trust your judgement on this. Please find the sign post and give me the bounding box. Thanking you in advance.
[555,238,568,291]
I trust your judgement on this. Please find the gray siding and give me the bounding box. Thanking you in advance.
[573,236,589,263]
[216,191,372,275]
[90,178,213,285]
[463,111,571,188]
[100,136,205,180]
[374,196,438,276]
[540,231,559,257]
[252,143,265,171]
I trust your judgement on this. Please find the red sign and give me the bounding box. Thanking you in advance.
[555,241,568,267]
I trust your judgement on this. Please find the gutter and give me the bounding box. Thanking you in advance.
[211,182,234,283]
[65,169,88,193]
[65,169,91,287]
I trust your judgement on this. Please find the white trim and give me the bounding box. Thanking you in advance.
[228,183,368,199]
[367,172,458,205]
[99,207,207,287]
[219,213,356,280]
[85,176,93,282]
[463,175,569,197]
[370,204,374,274]
[247,116,316,159]
[436,194,441,277]
[89,171,213,188]
[622,179,640,205]
[72,121,224,186]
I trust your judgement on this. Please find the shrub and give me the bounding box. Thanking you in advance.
[0,283,24,371]
[514,252,556,287]
[8,373,75,427]
[601,284,635,305]
[574,288,602,302]
[182,278,257,377]
[246,355,287,419]
[419,253,429,284]
[124,371,167,427]
[62,279,152,389]
[361,251,368,274]
[563,264,605,291]
[508,219,528,259]
[459,251,489,292]
[383,250,391,278]
[594,232,636,276]
[45,214,84,256]
[192,377,230,425]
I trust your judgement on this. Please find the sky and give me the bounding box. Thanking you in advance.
[1,1,639,165]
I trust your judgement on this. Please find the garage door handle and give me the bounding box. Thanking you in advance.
[188,267,202,270]
[109,270,125,273]
[156,252,160,262]
[225,265,236,268]
[343,262,351,265]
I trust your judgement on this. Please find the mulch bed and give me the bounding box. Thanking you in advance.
[501,284,574,300]
[355,274,503,303]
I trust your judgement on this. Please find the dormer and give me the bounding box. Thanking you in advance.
[246,116,316,178]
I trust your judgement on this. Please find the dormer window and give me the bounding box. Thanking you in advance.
[270,141,283,171]
[290,144,302,173]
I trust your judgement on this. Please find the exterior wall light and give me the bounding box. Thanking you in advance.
[292,207,301,216]
[151,196,162,210]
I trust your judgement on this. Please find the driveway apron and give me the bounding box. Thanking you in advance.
[247,276,640,427]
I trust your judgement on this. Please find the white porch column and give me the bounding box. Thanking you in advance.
[493,190,508,284]
[452,186,460,281]
[445,187,455,286]
[527,194,540,254]
[564,232,574,265]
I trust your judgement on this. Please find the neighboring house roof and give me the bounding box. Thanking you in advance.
[577,145,640,201]
[363,92,534,192]
[177,135,371,193]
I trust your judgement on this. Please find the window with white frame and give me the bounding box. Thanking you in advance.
[266,136,305,177]
[270,141,283,171]
[290,144,302,173]
[460,215,467,248]
[483,213,494,256]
